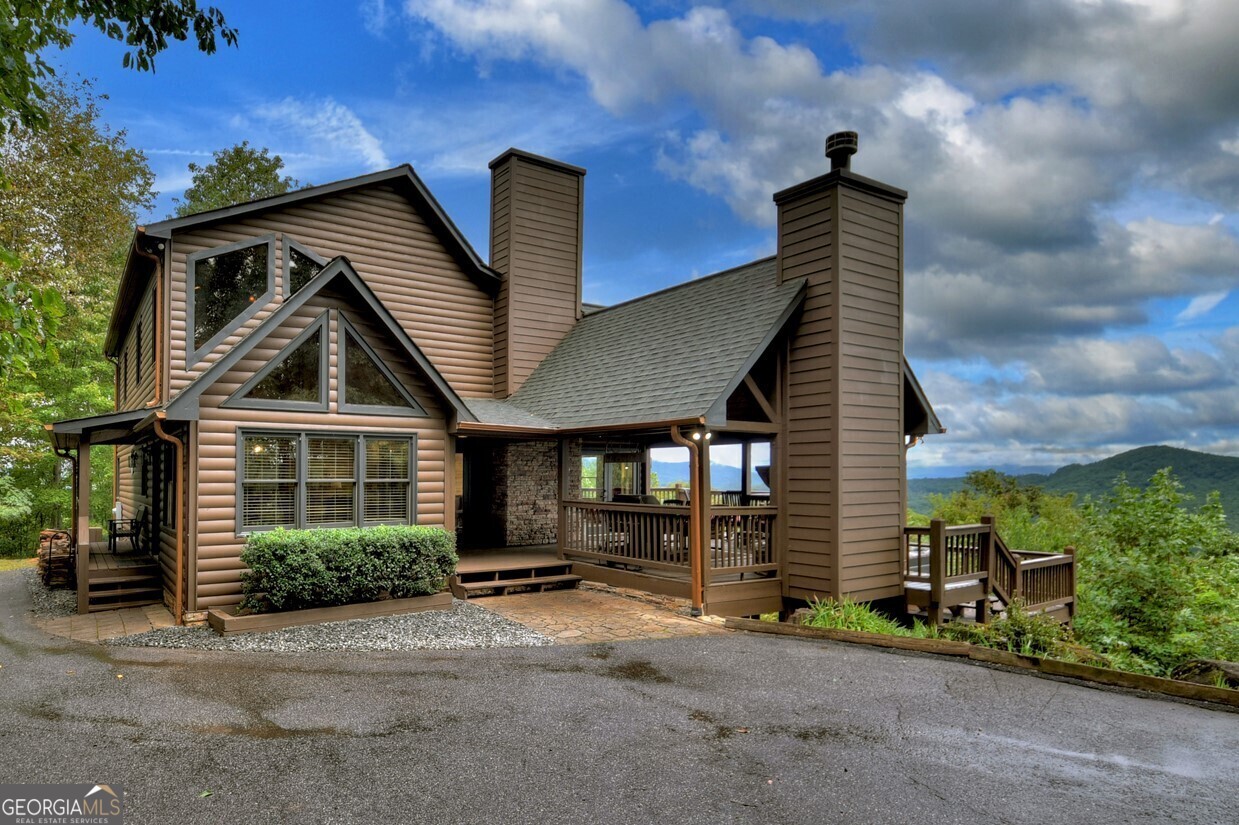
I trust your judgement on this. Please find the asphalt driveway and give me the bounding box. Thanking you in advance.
[1,571,1235,824]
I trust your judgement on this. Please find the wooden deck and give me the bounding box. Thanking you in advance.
[88,542,156,571]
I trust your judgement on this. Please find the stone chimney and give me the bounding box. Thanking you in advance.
[773,132,909,604]
[488,148,586,398]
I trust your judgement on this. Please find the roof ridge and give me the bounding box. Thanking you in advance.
[581,255,777,319]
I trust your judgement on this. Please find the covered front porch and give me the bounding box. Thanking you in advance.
[46,408,185,618]
[455,416,784,617]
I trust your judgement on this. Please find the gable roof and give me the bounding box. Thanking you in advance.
[462,258,807,431]
[904,359,945,436]
[163,255,475,423]
[106,164,501,356]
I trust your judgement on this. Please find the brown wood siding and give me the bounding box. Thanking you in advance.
[167,185,495,400]
[490,155,582,397]
[191,289,450,608]
[778,186,836,600]
[491,163,512,397]
[836,187,904,598]
[778,177,906,605]
[116,278,157,410]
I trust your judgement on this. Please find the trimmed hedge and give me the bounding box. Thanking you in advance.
[239,525,458,614]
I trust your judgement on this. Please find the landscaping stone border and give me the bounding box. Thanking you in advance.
[725,617,1239,709]
[207,592,454,635]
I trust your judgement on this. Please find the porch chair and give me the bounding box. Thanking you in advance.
[108,503,148,554]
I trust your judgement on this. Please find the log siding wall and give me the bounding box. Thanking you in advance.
[190,289,450,609]
[167,184,496,401]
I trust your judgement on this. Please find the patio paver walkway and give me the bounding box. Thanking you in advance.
[34,603,176,643]
[479,583,728,643]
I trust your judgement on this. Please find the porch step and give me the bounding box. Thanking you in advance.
[88,568,162,611]
[450,562,581,599]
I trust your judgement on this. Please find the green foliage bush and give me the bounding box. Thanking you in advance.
[803,596,910,635]
[928,467,1239,676]
[240,525,458,614]
[1073,470,1238,675]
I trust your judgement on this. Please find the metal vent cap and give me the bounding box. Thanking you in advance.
[826,131,859,171]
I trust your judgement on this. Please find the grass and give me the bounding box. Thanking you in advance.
[0,557,36,572]
[801,595,1073,659]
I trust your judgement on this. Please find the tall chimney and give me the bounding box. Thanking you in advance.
[774,132,909,605]
[488,149,586,398]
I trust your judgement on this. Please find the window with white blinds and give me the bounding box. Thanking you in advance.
[364,438,410,523]
[306,438,356,527]
[240,431,415,532]
[241,435,298,530]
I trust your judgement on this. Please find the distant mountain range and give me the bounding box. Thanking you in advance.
[651,460,744,491]
[909,446,1239,521]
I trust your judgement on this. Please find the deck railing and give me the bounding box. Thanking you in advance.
[649,488,772,506]
[904,517,1075,623]
[560,499,777,576]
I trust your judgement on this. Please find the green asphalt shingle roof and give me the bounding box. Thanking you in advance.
[464,257,806,430]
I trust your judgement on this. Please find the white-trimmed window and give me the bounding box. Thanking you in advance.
[239,431,416,532]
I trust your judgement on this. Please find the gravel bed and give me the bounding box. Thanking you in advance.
[22,568,77,618]
[106,599,554,652]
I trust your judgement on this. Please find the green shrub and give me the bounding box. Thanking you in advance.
[239,525,457,613]
[938,600,1071,658]
[802,596,915,636]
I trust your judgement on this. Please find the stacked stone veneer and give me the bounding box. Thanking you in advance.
[491,440,559,546]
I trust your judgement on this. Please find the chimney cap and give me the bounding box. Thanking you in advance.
[825,131,858,171]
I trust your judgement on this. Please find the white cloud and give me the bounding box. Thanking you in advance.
[400,0,1239,468]
[360,0,392,36]
[251,97,390,171]
[1176,291,1229,322]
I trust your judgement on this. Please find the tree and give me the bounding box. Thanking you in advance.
[0,0,238,134]
[173,142,304,217]
[0,78,155,555]
[0,0,237,373]
[1074,469,1238,674]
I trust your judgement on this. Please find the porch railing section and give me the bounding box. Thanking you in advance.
[904,517,1076,622]
[649,488,772,506]
[561,500,777,577]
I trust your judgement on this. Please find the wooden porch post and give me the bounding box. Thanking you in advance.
[670,425,704,615]
[698,435,712,605]
[977,514,995,624]
[75,436,92,615]
[928,518,945,625]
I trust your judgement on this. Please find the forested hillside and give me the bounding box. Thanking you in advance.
[910,446,1239,520]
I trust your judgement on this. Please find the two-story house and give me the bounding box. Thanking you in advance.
[49,132,954,624]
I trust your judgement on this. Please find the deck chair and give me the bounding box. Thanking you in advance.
[108,503,147,554]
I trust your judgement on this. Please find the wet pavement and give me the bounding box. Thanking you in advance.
[1,570,1235,824]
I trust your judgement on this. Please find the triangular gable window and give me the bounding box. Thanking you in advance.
[225,313,328,410]
[285,238,328,297]
[340,318,428,416]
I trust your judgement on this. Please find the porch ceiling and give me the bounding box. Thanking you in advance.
[46,408,154,450]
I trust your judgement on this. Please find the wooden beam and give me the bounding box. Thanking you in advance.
[743,373,778,423]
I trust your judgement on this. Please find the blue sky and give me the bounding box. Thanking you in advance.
[49,0,1239,477]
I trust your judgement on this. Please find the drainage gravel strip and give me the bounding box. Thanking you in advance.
[23,569,554,652]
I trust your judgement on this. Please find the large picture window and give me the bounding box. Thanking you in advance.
[239,431,416,532]
[187,236,275,361]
